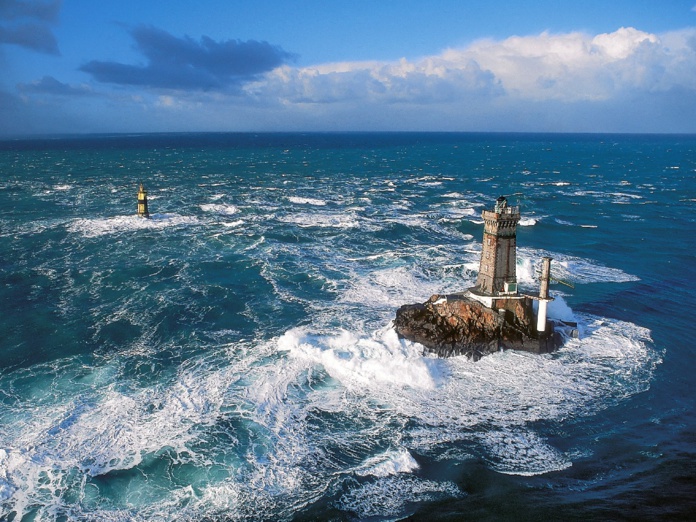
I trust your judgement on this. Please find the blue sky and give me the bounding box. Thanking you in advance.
[2,0,696,136]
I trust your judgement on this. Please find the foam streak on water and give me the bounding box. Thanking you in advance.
[1,133,688,521]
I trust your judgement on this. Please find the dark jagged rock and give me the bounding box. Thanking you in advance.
[393,293,558,360]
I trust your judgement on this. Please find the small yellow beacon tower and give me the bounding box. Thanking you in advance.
[137,183,150,218]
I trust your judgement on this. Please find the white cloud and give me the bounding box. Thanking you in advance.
[248,54,500,105]
[246,27,696,106]
[13,26,696,135]
[156,95,176,107]
[592,27,659,59]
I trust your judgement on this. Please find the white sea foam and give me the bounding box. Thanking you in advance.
[281,287,655,478]
[0,360,235,520]
[0,161,666,519]
[287,196,327,206]
[519,217,538,226]
[339,265,447,310]
[200,203,239,215]
[78,368,228,477]
[547,295,576,322]
[336,475,463,519]
[479,429,571,475]
[440,204,477,220]
[4,218,70,237]
[0,450,18,502]
[67,214,199,237]
[383,213,433,231]
[278,212,360,229]
[552,257,639,284]
[610,192,643,199]
[405,176,443,184]
[354,448,420,477]
[279,327,445,390]
[408,316,653,471]
[464,260,480,274]
[515,256,539,286]
[517,248,639,285]
[0,304,659,520]
[221,219,244,228]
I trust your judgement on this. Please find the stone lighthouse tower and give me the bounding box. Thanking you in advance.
[470,196,520,304]
[393,194,563,358]
[137,183,150,218]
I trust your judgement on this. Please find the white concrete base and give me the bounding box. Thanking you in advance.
[537,300,548,332]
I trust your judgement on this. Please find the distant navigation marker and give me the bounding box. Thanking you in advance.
[137,183,150,218]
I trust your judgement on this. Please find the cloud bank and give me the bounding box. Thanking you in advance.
[0,0,60,54]
[18,75,92,96]
[80,25,295,91]
[249,27,696,106]
[219,26,693,133]
[9,25,696,134]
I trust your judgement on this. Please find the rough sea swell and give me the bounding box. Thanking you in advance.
[0,133,694,520]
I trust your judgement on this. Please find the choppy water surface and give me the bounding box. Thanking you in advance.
[0,133,694,520]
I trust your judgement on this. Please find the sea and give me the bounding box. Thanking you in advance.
[0,132,694,521]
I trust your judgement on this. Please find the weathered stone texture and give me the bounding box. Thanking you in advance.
[393,294,556,359]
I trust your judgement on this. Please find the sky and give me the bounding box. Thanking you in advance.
[1,0,696,136]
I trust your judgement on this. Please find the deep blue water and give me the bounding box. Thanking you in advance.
[0,132,695,521]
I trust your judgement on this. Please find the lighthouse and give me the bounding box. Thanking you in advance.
[394,195,564,357]
[469,196,521,307]
[137,183,150,218]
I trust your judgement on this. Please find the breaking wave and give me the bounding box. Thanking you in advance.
[67,214,200,238]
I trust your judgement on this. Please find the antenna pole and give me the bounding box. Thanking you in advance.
[537,257,552,333]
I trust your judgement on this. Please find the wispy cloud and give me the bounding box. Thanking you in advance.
[0,0,60,54]
[18,75,93,96]
[0,0,60,21]
[80,25,295,91]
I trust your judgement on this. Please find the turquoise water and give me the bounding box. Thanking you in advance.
[0,133,694,520]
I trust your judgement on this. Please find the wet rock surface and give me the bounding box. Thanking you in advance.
[393,294,557,359]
